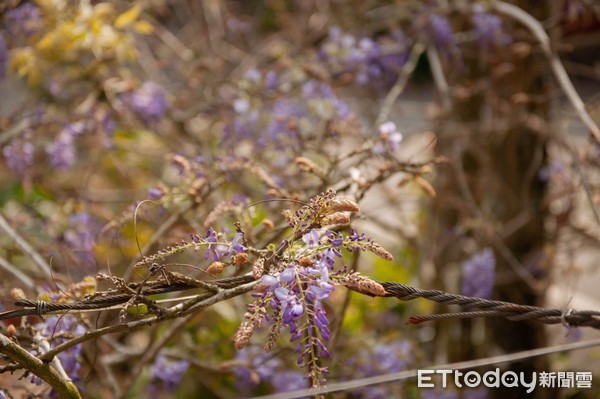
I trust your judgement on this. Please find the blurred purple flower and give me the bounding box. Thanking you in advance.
[64,212,97,252]
[244,68,261,82]
[5,2,41,37]
[264,70,278,89]
[319,27,408,88]
[234,347,282,391]
[538,160,564,182]
[271,370,309,393]
[150,354,190,392]
[353,340,413,398]
[128,82,167,123]
[462,248,496,299]
[472,11,509,49]
[428,15,455,49]
[302,80,352,119]
[46,122,86,169]
[3,134,34,174]
[373,121,403,154]
[0,34,6,80]
[37,315,85,382]
[46,134,75,169]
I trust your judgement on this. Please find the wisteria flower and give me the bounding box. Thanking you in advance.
[150,354,190,392]
[128,82,167,123]
[373,121,403,154]
[302,229,320,246]
[462,248,496,299]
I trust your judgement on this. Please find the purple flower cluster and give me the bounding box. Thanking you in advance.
[233,347,309,394]
[4,2,41,37]
[258,229,338,380]
[46,122,86,169]
[2,133,34,175]
[224,72,352,160]
[271,370,309,393]
[126,82,167,124]
[428,15,455,50]
[233,346,282,391]
[319,27,409,87]
[353,340,413,398]
[149,353,190,392]
[462,248,496,299]
[64,212,98,253]
[37,315,86,383]
[301,80,352,120]
[472,9,510,49]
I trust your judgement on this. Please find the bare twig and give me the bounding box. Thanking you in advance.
[0,254,36,290]
[251,337,600,399]
[493,1,600,144]
[0,213,53,280]
[375,42,426,127]
[426,45,451,111]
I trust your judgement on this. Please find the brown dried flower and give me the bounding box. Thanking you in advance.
[207,261,225,275]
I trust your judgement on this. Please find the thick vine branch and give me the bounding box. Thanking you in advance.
[0,333,81,398]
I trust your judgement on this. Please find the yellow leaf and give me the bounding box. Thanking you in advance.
[114,4,141,29]
[133,20,154,34]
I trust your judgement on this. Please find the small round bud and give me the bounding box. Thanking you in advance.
[234,252,249,266]
[207,261,225,275]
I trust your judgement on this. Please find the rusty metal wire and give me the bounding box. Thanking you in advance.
[373,280,600,329]
[3,273,599,330]
[0,275,254,320]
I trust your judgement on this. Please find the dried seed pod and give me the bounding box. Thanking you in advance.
[233,321,255,350]
[207,261,224,275]
[344,274,386,296]
[171,154,191,174]
[327,197,360,213]
[261,218,275,229]
[298,256,314,267]
[321,212,351,226]
[6,324,16,337]
[414,176,436,198]
[234,252,249,266]
[365,242,394,261]
[10,288,25,301]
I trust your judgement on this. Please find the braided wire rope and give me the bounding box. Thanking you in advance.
[3,275,600,330]
[0,275,255,320]
[376,281,600,329]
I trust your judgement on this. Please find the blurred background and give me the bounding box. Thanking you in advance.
[0,1,599,398]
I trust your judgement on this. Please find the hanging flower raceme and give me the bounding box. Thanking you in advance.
[233,190,395,389]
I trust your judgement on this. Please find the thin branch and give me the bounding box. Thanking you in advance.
[452,142,543,292]
[0,213,53,280]
[251,338,600,399]
[426,45,451,111]
[0,254,36,290]
[493,1,600,144]
[375,42,426,127]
